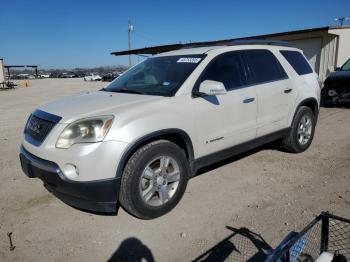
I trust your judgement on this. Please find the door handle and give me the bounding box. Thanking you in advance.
[284,88,293,94]
[243,97,255,103]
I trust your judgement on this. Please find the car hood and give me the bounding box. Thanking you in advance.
[324,70,350,88]
[326,70,350,80]
[37,91,163,123]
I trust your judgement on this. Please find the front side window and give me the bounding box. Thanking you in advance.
[341,59,350,71]
[103,55,205,96]
[280,50,313,75]
[200,52,247,91]
[244,50,288,84]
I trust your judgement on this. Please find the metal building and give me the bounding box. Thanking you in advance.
[112,26,350,82]
[0,59,5,84]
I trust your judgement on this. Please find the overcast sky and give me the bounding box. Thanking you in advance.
[1,0,349,69]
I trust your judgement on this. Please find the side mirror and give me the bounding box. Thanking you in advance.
[335,67,341,71]
[196,80,227,96]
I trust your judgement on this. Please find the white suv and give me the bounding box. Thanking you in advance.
[20,41,320,219]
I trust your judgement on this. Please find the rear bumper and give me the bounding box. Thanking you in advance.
[19,145,120,213]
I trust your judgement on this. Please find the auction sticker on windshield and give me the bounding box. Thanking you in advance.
[177,57,202,63]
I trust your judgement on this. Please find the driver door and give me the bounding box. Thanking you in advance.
[192,51,257,158]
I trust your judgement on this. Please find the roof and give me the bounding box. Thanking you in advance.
[111,26,350,56]
[238,27,328,40]
[4,65,38,68]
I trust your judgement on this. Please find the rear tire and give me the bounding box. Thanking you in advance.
[119,140,190,219]
[282,106,316,153]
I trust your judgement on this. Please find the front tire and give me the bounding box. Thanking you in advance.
[282,106,316,153]
[119,140,190,219]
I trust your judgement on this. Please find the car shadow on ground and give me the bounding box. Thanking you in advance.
[192,226,272,262]
[65,203,121,216]
[108,237,155,262]
[320,104,350,109]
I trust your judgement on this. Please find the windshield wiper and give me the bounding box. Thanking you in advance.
[113,88,146,95]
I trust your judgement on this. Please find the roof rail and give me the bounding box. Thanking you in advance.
[229,39,291,47]
[180,39,291,50]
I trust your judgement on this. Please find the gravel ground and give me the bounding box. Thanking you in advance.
[0,78,349,261]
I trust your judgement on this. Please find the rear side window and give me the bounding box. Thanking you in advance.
[243,50,288,85]
[280,50,313,75]
[201,52,246,90]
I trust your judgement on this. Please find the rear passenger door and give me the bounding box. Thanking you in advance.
[192,51,257,158]
[242,49,293,137]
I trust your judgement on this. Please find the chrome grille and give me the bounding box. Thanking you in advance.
[25,115,55,145]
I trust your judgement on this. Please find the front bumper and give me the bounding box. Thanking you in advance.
[19,146,120,213]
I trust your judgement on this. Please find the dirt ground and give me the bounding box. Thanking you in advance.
[0,78,349,261]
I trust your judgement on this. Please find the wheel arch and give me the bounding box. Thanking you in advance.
[115,129,195,179]
[291,97,319,125]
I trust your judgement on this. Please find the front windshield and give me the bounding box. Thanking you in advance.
[341,59,350,71]
[103,55,205,96]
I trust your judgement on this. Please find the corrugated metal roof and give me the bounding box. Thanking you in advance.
[239,27,330,39]
[111,26,350,56]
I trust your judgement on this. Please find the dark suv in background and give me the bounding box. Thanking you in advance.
[322,59,350,107]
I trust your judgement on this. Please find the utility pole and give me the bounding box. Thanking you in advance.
[335,17,350,27]
[128,18,133,68]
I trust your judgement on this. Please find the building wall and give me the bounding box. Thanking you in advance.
[0,59,5,83]
[319,34,338,81]
[329,28,350,67]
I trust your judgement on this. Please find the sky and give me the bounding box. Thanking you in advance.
[0,0,349,69]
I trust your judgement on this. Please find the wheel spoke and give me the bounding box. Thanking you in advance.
[302,116,307,126]
[159,186,170,204]
[303,135,308,143]
[306,120,312,129]
[298,135,303,144]
[160,156,170,173]
[166,171,180,183]
[142,185,156,202]
[143,166,155,179]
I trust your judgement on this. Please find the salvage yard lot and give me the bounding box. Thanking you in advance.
[1,78,350,261]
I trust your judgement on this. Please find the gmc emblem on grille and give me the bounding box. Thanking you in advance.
[27,118,43,134]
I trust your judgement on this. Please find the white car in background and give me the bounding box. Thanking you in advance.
[40,74,50,78]
[84,73,102,81]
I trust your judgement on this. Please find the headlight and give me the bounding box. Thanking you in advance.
[56,116,114,149]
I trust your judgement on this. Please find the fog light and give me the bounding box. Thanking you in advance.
[62,164,79,179]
